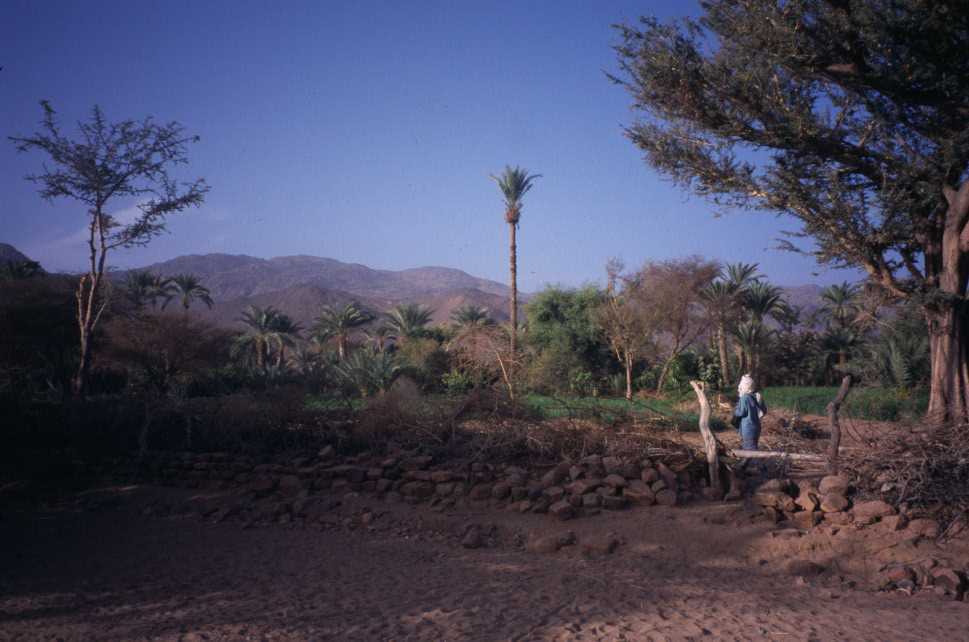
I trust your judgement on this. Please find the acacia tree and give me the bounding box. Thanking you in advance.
[613,1,969,423]
[633,257,719,393]
[11,102,207,398]
[597,260,653,400]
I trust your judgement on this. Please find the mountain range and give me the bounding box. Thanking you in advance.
[120,253,515,329]
[2,244,827,330]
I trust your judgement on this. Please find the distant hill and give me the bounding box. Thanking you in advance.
[124,253,514,330]
[0,243,35,265]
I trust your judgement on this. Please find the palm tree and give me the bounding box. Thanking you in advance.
[699,279,739,388]
[732,320,772,378]
[819,281,860,330]
[450,304,493,328]
[491,165,541,364]
[234,305,284,370]
[743,280,786,324]
[313,302,373,360]
[363,324,395,353]
[269,313,302,368]
[166,273,214,311]
[385,303,435,342]
[124,271,176,310]
[333,350,401,397]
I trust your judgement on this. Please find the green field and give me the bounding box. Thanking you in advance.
[524,393,726,432]
[763,386,927,422]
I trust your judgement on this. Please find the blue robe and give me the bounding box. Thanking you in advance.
[734,393,765,450]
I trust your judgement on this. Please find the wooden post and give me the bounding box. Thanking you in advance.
[827,374,853,474]
[690,380,720,491]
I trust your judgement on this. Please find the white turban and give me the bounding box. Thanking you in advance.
[738,374,755,396]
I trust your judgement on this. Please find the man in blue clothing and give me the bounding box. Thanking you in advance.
[734,373,767,450]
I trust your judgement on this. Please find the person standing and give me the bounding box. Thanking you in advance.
[734,374,767,450]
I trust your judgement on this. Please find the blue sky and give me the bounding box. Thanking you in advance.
[1,1,855,290]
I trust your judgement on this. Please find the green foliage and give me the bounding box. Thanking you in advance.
[525,285,611,393]
[441,368,474,396]
[333,350,401,397]
[764,386,928,422]
[490,165,541,225]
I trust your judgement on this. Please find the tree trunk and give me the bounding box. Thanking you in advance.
[827,375,853,474]
[509,223,518,364]
[716,322,730,389]
[656,355,676,393]
[690,381,720,491]
[926,302,969,424]
[624,353,633,401]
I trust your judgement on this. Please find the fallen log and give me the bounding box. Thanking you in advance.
[728,449,826,461]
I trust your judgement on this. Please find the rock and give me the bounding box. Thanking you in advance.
[531,498,550,514]
[879,514,909,531]
[757,479,788,493]
[906,518,941,539]
[436,483,455,497]
[580,454,602,468]
[511,486,528,501]
[795,489,820,512]
[376,478,393,493]
[602,495,628,510]
[819,475,850,495]
[763,507,782,523]
[655,489,677,507]
[790,511,821,530]
[641,468,660,484]
[656,462,678,489]
[569,465,584,481]
[278,475,303,495]
[491,482,512,500]
[247,478,277,497]
[581,493,601,508]
[568,478,601,495]
[318,445,335,460]
[852,500,896,524]
[568,494,583,508]
[603,474,628,488]
[824,511,852,525]
[582,533,621,555]
[931,568,966,596]
[543,486,566,502]
[880,565,916,587]
[430,470,453,483]
[549,500,575,520]
[624,480,657,505]
[526,531,576,553]
[650,479,667,493]
[401,481,435,499]
[462,526,483,549]
[753,490,796,513]
[401,456,433,471]
[701,486,724,501]
[602,456,623,475]
[820,493,850,513]
[468,484,492,500]
[619,463,641,479]
[786,559,825,576]
[541,463,571,488]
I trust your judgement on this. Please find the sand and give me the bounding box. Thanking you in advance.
[2,484,968,642]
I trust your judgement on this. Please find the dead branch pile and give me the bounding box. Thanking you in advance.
[840,422,969,530]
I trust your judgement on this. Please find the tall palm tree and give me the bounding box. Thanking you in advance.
[313,302,373,360]
[234,305,284,370]
[385,303,435,342]
[819,281,860,330]
[491,165,541,364]
[724,262,762,291]
[166,274,214,311]
[450,304,493,328]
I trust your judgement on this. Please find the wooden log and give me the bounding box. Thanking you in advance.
[728,449,826,461]
[827,374,854,474]
[689,380,721,491]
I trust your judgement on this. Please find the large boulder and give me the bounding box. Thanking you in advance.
[820,493,850,513]
[819,475,850,495]
[852,500,896,524]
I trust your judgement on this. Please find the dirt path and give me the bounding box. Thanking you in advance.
[2,486,968,641]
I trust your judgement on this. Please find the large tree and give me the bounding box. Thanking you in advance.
[491,165,541,373]
[613,1,969,423]
[11,103,207,397]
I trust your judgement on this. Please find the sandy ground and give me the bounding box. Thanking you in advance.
[2,484,969,642]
